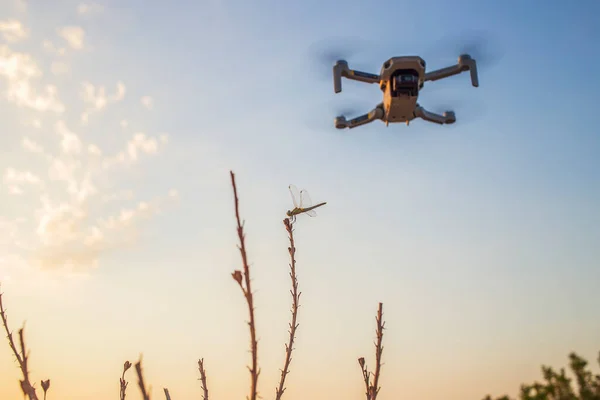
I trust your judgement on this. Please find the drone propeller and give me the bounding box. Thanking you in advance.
[427,97,486,125]
[334,106,361,118]
[302,97,368,131]
[425,29,505,69]
[307,36,375,80]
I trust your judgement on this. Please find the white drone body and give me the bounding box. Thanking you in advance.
[332,55,479,129]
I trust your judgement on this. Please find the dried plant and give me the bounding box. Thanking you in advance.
[358,302,385,400]
[120,360,132,400]
[2,171,390,400]
[197,358,209,400]
[41,379,50,400]
[230,170,260,400]
[275,217,301,400]
[0,283,49,400]
[135,356,151,400]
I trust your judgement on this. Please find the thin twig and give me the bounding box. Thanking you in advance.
[230,170,260,400]
[371,302,385,400]
[357,303,385,400]
[358,357,371,400]
[135,356,151,400]
[275,218,301,400]
[197,358,209,400]
[120,361,132,400]
[0,283,40,400]
[163,388,172,400]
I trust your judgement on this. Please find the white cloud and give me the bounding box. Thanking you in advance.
[7,185,23,195]
[55,120,83,155]
[4,122,172,272]
[0,19,28,42]
[22,137,45,154]
[77,2,104,15]
[51,61,70,75]
[80,80,126,124]
[1,18,177,277]
[87,144,102,156]
[0,44,66,112]
[4,168,42,185]
[140,95,153,109]
[15,0,27,13]
[57,26,85,50]
[127,132,158,160]
[42,40,66,56]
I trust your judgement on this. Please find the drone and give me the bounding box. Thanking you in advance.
[332,54,479,129]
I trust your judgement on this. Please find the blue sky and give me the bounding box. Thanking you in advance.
[1,1,599,399]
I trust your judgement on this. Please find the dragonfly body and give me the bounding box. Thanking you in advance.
[286,202,327,217]
[286,185,326,221]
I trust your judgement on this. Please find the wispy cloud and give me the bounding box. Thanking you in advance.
[0,19,28,42]
[51,61,70,75]
[140,95,153,109]
[42,39,66,56]
[15,0,27,13]
[0,44,66,112]
[77,2,104,16]
[0,18,178,278]
[57,26,85,50]
[80,80,126,124]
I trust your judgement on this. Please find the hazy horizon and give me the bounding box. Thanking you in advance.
[1,0,599,399]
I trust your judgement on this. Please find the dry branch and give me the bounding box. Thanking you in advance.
[135,356,151,400]
[120,361,132,400]
[163,388,172,400]
[229,170,260,400]
[197,358,209,400]
[357,302,385,400]
[275,218,301,400]
[0,283,46,400]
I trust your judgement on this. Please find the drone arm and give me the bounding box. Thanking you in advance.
[335,105,384,129]
[414,105,456,125]
[333,60,380,93]
[423,55,479,87]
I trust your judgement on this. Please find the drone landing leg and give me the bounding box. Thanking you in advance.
[414,105,456,125]
[335,105,384,129]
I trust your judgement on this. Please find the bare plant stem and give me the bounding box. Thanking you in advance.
[358,357,371,400]
[275,218,301,400]
[371,302,385,400]
[135,356,151,400]
[197,358,209,400]
[229,170,260,400]
[120,361,132,400]
[163,388,172,400]
[0,284,41,400]
[357,302,385,400]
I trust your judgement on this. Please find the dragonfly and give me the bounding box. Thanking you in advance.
[286,184,327,221]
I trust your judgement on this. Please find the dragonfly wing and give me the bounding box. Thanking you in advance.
[305,209,317,217]
[289,184,300,208]
[299,189,313,208]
